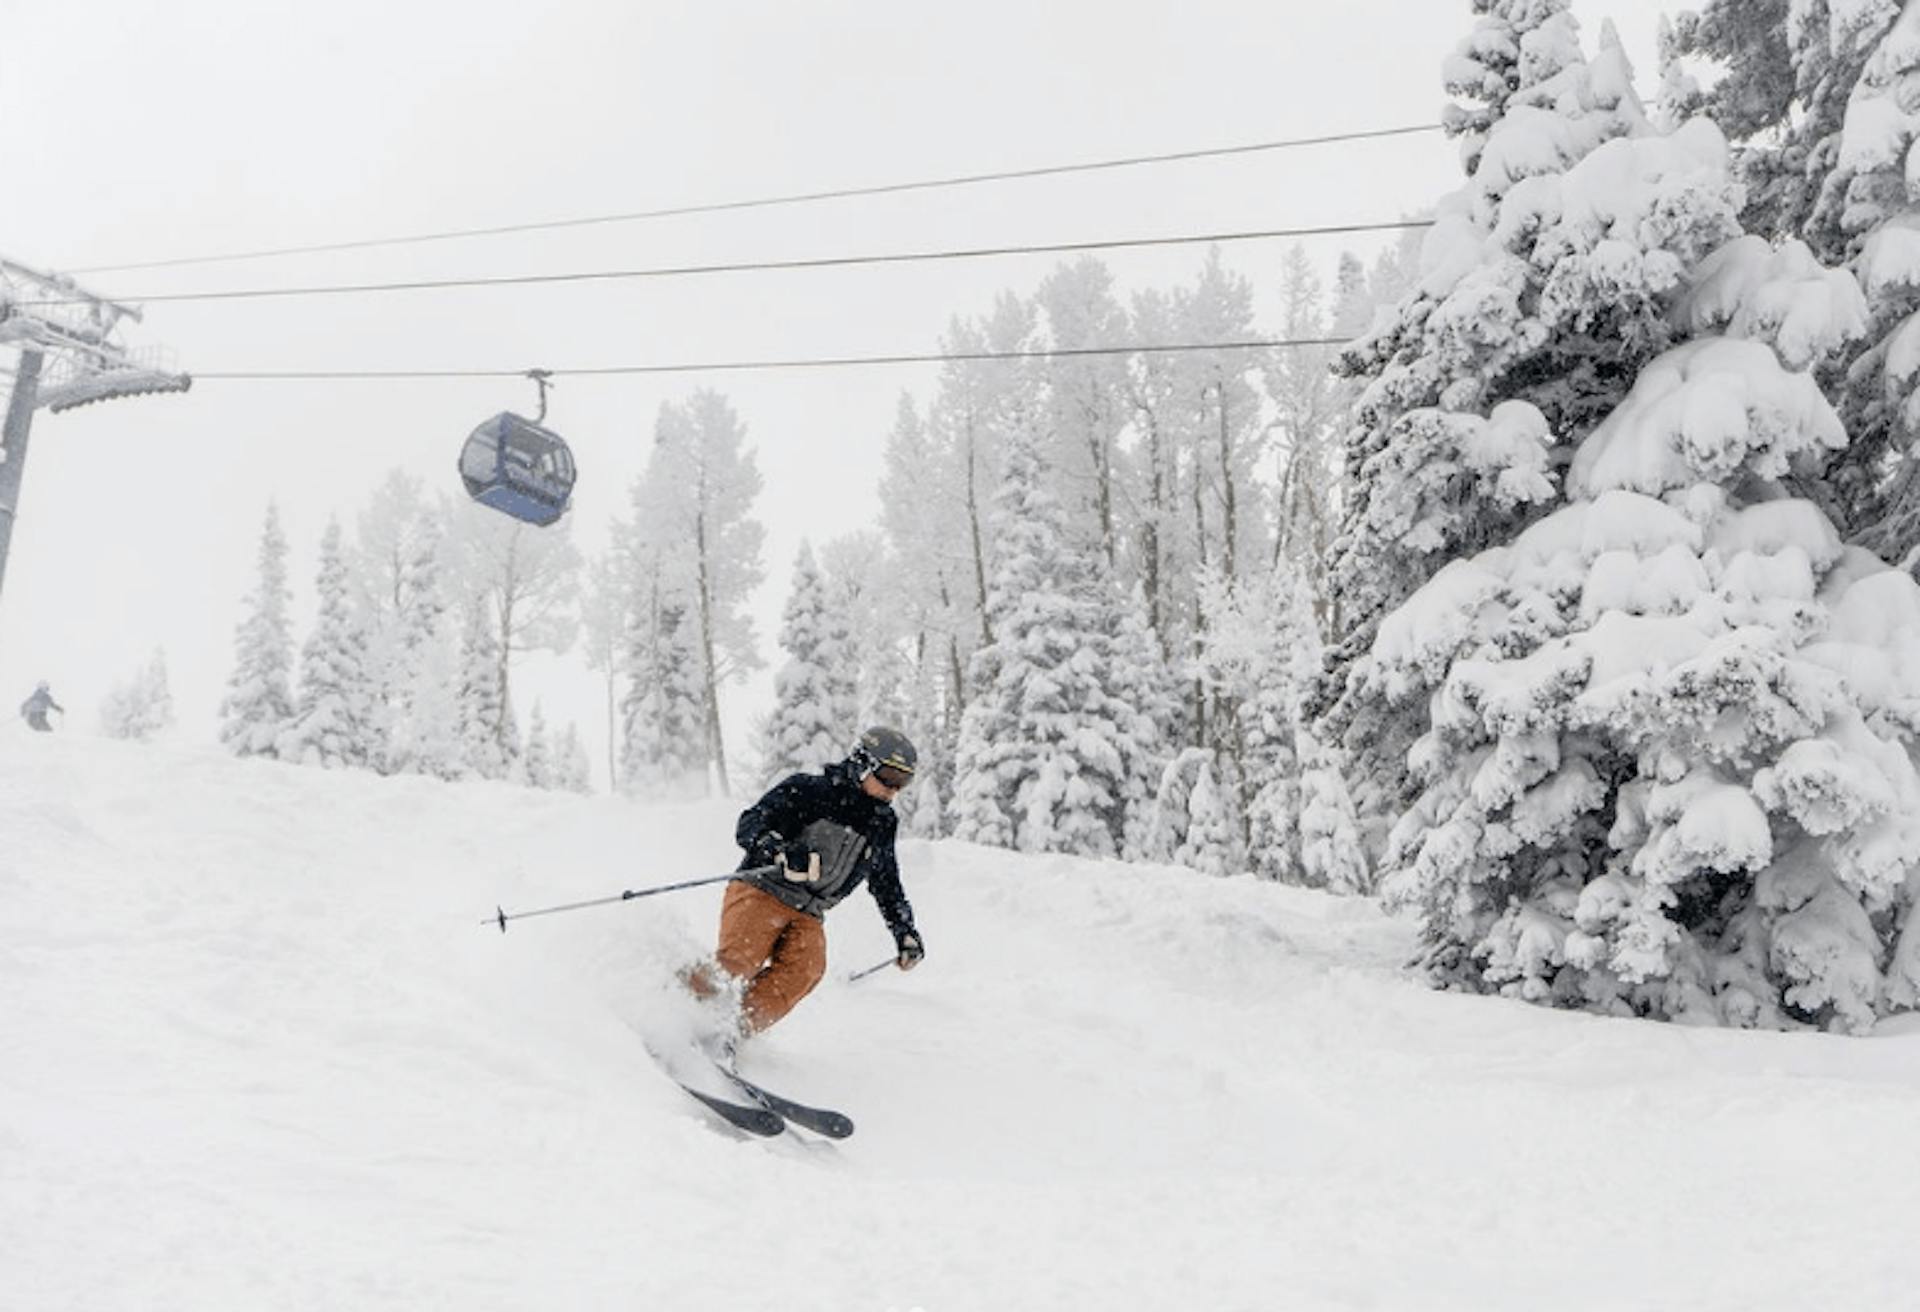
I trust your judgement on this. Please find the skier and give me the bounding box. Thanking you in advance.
[19,682,63,733]
[689,725,925,1040]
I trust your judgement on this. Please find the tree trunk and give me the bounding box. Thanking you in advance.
[1129,394,1171,662]
[495,585,517,759]
[1191,434,1209,735]
[938,578,968,714]
[964,401,993,648]
[1083,387,1117,570]
[1218,380,1237,584]
[694,506,730,795]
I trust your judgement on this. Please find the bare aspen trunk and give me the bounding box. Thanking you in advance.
[938,579,968,714]
[1218,382,1237,584]
[1140,409,1167,658]
[964,403,993,648]
[495,588,516,759]
[1083,387,1117,571]
[1191,445,1210,739]
[693,504,730,795]
[603,664,617,791]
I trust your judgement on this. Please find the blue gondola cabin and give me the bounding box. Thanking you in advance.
[459,412,577,527]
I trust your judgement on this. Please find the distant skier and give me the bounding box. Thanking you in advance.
[688,726,925,1041]
[19,682,64,733]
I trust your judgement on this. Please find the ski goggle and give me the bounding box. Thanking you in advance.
[871,763,914,790]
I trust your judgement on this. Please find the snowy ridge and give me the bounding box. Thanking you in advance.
[4,731,1919,1310]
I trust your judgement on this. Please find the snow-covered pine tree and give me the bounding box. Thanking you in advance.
[555,722,593,793]
[1669,3,1920,553]
[617,440,710,795]
[456,597,513,780]
[761,542,858,784]
[220,502,296,759]
[1295,729,1371,893]
[618,579,708,796]
[521,702,554,789]
[99,648,175,742]
[385,518,466,781]
[1443,0,1591,174]
[1177,755,1235,878]
[351,471,431,772]
[949,423,1135,856]
[1665,0,1793,144]
[400,629,466,782]
[1256,568,1333,884]
[1149,748,1214,865]
[1182,561,1330,882]
[1368,122,1920,1030]
[281,518,373,769]
[1810,5,1920,562]
[1651,15,1707,133]
[1672,0,1894,259]
[1106,587,1177,862]
[1321,11,1739,866]
[1183,569,1267,875]
[898,759,948,840]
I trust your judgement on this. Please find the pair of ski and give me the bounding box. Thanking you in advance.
[676,1063,854,1140]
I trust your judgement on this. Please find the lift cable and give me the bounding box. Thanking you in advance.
[69,122,1442,277]
[34,220,1432,309]
[196,336,1349,382]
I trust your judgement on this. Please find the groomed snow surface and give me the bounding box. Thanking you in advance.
[5,731,1918,1312]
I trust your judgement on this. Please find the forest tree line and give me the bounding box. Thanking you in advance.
[220,0,1920,1032]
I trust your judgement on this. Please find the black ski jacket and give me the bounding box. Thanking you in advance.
[735,760,916,938]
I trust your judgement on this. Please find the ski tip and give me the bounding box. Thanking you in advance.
[814,1112,856,1139]
[692,1090,785,1138]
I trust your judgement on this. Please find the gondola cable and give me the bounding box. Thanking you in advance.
[199,336,1349,381]
[29,220,1434,308]
[69,123,1443,276]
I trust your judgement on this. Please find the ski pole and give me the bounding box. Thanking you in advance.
[848,957,897,982]
[488,864,775,933]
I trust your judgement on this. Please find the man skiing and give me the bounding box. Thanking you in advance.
[690,725,925,1039]
[19,682,63,733]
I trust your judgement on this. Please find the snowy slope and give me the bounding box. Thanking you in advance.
[4,730,1919,1312]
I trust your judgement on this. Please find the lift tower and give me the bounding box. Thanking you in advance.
[0,257,192,610]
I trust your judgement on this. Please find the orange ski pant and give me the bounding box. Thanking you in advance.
[692,880,828,1034]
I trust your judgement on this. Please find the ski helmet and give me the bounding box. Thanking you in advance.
[851,725,917,788]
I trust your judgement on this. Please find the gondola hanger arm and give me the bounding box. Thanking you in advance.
[525,368,553,423]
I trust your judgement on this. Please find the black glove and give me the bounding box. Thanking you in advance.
[893,929,925,971]
[752,832,803,870]
[780,839,820,882]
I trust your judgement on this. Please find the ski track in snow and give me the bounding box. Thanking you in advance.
[4,731,1919,1311]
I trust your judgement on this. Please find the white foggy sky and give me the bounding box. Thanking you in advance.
[0,0,1678,782]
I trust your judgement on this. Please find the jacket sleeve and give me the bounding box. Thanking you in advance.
[734,773,817,868]
[865,811,916,940]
